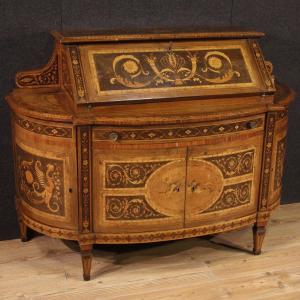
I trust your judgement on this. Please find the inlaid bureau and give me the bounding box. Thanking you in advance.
[5,29,294,280]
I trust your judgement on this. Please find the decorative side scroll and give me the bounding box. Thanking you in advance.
[16,49,60,88]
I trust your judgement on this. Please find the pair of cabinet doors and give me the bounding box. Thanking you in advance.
[93,128,263,233]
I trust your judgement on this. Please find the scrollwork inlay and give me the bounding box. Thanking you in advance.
[93,48,252,91]
[204,181,252,213]
[205,150,254,178]
[105,195,168,220]
[105,161,169,188]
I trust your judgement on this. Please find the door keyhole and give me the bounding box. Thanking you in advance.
[174,186,180,192]
[190,181,200,193]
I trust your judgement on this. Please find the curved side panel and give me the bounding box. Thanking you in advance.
[268,111,288,211]
[13,114,77,230]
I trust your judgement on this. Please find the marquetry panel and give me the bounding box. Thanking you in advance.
[91,48,251,91]
[79,39,271,103]
[16,145,65,216]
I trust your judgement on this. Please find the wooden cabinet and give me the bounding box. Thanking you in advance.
[5,29,294,281]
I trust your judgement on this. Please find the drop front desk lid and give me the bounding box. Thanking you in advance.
[15,28,276,105]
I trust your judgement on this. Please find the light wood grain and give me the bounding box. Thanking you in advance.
[0,203,299,300]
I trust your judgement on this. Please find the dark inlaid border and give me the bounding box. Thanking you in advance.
[78,126,92,233]
[14,114,72,138]
[259,112,276,210]
[69,46,87,102]
[94,118,264,141]
[274,137,286,190]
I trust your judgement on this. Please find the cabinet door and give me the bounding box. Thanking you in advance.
[93,147,186,233]
[185,133,263,227]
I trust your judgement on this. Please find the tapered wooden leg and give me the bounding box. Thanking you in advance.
[18,218,28,242]
[252,224,266,255]
[79,244,93,281]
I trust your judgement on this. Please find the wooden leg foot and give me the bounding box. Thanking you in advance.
[80,244,93,281]
[19,219,28,242]
[252,224,266,255]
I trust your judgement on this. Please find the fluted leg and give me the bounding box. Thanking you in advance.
[79,244,93,281]
[252,224,266,255]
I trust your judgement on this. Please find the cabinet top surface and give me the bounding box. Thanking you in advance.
[6,83,294,125]
[51,28,264,43]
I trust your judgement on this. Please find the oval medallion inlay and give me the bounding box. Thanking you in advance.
[146,160,185,217]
